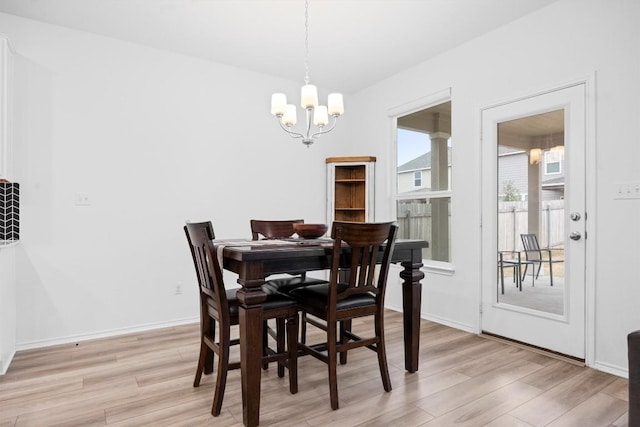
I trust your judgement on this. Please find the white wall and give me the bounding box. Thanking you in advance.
[2,0,639,376]
[0,244,17,374]
[0,12,341,349]
[342,0,640,374]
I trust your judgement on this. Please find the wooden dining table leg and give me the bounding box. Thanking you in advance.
[400,250,424,373]
[237,284,267,427]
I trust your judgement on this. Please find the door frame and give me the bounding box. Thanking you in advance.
[479,74,596,366]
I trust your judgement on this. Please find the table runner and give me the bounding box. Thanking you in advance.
[214,239,294,267]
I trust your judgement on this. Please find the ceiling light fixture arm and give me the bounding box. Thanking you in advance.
[310,113,339,139]
[274,108,340,147]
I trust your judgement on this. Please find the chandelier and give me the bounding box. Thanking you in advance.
[270,0,344,147]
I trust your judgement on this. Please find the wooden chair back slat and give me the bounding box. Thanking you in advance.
[184,222,230,321]
[330,221,398,302]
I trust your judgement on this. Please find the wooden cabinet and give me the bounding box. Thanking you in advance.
[326,156,375,224]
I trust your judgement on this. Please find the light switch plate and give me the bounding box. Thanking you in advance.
[614,182,640,199]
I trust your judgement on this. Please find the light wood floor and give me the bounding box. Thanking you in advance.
[0,311,629,426]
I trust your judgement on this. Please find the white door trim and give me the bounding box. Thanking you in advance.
[479,74,596,367]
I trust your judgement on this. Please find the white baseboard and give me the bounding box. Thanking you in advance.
[420,313,477,334]
[15,316,199,352]
[384,303,476,334]
[593,360,628,379]
[1,350,16,375]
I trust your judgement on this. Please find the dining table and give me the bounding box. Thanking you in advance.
[214,237,428,427]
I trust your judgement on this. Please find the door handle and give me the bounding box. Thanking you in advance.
[569,231,581,241]
[570,212,581,221]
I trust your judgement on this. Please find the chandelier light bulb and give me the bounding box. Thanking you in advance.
[313,105,328,127]
[301,84,319,109]
[271,93,287,116]
[328,93,344,116]
[282,104,297,126]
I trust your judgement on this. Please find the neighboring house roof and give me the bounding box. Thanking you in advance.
[498,146,526,156]
[542,176,565,188]
[397,148,452,172]
[401,187,433,194]
[398,152,430,172]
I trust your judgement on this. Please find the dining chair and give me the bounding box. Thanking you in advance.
[290,221,398,410]
[520,233,564,286]
[250,219,328,293]
[251,219,329,371]
[184,222,299,416]
[628,330,640,427]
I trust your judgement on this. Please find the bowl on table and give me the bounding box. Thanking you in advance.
[293,223,328,239]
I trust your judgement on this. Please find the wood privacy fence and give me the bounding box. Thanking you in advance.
[396,201,447,260]
[498,200,565,251]
[396,200,564,254]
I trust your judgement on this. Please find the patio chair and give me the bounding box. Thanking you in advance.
[498,251,523,294]
[520,233,564,286]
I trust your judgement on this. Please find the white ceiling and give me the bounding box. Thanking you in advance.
[0,0,559,93]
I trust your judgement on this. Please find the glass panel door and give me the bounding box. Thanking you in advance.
[481,84,586,359]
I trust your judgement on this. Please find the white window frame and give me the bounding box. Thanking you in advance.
[388,88,453,274]
[544,150,562,175]
[413,170,422,187]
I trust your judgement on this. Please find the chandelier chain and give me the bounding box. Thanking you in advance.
[304,0,310,85]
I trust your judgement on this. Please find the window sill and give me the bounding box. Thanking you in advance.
[422,260,455,276]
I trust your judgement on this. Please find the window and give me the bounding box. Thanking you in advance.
[544,148,563,175]
[396,99,452,265]
[413,171,422,187]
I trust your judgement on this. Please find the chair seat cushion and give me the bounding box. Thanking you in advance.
[207,287,296,317]
[205,288,240,310]
[290,283,376,312]
[263,276,329,294]
[262,291,298,311]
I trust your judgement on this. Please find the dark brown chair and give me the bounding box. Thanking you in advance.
[250,219,328,293]
[520,233,564,286]
[250,219,329,373]
[184,222,299,416]
[629,330,640,426]
[290,221,398,410]
[250,219,303,241]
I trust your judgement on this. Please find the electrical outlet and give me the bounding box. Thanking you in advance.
[75,192,91,206]
[614,182,640,200]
